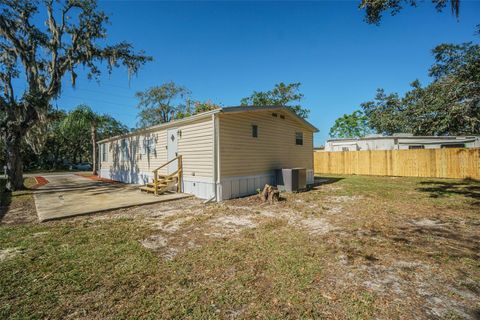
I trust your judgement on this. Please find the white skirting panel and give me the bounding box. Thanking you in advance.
[99,169,215,200]
[219,173,275,201]
[181,176,216,200]
[219,169,315,201]
[99,168,313,201]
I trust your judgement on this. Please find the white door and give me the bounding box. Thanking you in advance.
[167,128,178,174]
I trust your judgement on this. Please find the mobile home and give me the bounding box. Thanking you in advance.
[98,106,318,201]
[324,134,480,152]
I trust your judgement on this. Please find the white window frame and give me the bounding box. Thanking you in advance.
[101,143,108,162]
[142,136,155,155]
[120,139,129,162]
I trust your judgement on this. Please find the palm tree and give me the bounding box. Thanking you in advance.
[61,105,103,175]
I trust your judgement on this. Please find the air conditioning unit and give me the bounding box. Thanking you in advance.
[275,168,306,192]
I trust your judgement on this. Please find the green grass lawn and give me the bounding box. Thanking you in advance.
[0,175,479,319]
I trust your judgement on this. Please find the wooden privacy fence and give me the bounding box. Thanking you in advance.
[314,148,480,179]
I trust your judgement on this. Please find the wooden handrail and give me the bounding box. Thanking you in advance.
[152,155,183,195]
[152,155,182,173]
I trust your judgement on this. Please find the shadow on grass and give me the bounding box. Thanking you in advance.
[1,178,40,224]
[390,222,480,270]
[0,179,12,222]
[309,176,344,190]
[416,180,480,206]
[313,176,344,187]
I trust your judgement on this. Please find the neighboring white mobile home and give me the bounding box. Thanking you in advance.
[324,134,480,152]
[98,106,318,201]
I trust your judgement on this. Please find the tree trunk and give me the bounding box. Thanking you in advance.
[91,124,97,175]
[5,131,24,191]
[260,184,280,204]
[53,144,61,170]
[73,149,77,164]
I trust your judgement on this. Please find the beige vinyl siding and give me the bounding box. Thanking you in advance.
[99,116,214,179]
[177,117,214,178]
[219,110,314,177]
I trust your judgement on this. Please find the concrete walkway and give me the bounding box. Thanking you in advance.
[33,174,191,222]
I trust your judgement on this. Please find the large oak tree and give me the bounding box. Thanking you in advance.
[0,0,151,190]
[329,38,480,137]
[361,41,480,136]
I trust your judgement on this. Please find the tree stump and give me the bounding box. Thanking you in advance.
[260,184,280,204]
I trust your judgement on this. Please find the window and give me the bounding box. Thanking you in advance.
[142,137,155,155]
[295,132,303,145]
[441,143,465,149]
[252,125,258,138]
[280,115,285,119]
[120,139,128,161]
[101,143,108,162]
[409,145,425,150]
[272,113,278,117]
[342,147,350,152]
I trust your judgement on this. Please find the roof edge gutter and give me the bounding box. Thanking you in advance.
[98,109,221,144]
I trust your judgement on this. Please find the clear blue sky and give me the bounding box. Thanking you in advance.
[51,0,479,146]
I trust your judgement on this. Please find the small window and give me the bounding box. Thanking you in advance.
[272,113,278,117]
[280,115,285,119]
[142,137,155,155]
[409,145,425,150]
[342,147,349,152]
[120,139,129,161]
[441,143,465,149]
[295,132,303,145]
[252,125,258,138]
[101,143,108,162]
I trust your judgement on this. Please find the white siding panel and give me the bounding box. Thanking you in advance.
[98,116,214,199]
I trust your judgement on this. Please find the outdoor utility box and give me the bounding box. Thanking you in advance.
[275,168,306,192]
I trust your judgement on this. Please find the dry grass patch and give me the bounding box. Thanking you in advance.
[0,175,479,319]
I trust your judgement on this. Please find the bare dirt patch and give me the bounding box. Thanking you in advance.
[0,248,21,262]
[299,217,335,235]
[325,195,363,203]
[140,235,167,250]
[410,218,448,227]
[206,215,257,237]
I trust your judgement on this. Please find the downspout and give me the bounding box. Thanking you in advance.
[206,113,220,203]
[215,113,221,201]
